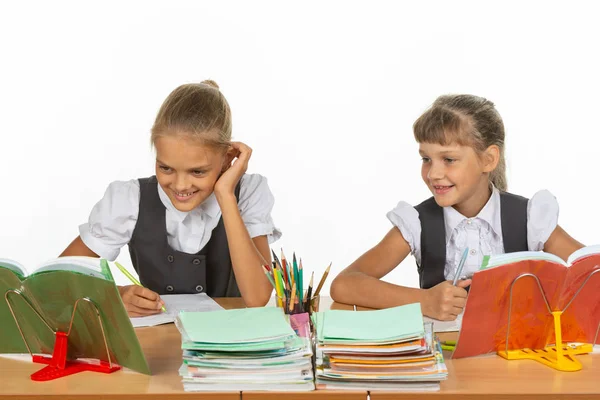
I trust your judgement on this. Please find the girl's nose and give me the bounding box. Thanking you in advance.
[174,174,191,191]
[427,163,445,180]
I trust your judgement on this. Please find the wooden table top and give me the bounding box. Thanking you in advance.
[1,297,598,399]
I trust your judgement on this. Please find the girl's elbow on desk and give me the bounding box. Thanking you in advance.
[330,274,352,304]
[243,290,272,308]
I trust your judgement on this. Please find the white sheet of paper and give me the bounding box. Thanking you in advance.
[130,293,223,328]
[423,312,463,333]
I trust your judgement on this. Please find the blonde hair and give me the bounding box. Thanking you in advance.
[151,80,231,150]
[413,94,507,191]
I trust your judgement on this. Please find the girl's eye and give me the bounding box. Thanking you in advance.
[192,170,205,176]
[444,158,456,164]
[421,157,431,163]
[159,165,171,172]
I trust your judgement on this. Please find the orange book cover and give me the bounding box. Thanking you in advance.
[453,249,600,359]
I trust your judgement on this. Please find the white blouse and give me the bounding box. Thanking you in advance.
[386,188,559,281]
[79,173,282,261]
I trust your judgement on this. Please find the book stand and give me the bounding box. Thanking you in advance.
[497,270,600,372]
[4,288,121,381]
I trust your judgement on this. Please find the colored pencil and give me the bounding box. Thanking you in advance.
[313,262,331,297]
[262,265,276,289]
[304,271,314,312]
[115,262,166,312]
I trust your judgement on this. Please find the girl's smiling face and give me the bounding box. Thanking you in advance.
[154,133,227,212]
[419,141,498,217]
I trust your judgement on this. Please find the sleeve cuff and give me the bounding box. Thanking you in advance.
[527,189,559,251]
[246,223,282,244]
[79,224,121,261]
[386,201,420,256]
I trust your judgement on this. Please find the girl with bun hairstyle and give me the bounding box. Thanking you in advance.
[61,81,280,315]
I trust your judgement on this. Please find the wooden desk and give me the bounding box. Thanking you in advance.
[0,298,598,399]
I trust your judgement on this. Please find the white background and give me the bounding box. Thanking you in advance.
[1,1,598,294]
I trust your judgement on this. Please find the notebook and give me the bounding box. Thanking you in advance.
[313,303,447,390]
[130,293,223,328]
[316,302,424,344]
[178,307,297,344]
[176,307,314,391]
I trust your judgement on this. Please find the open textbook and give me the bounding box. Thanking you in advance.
[453,245,600,358]
[0,257,150,374]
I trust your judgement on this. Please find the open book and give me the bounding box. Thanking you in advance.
[0,256,150,374]
[453,245,600,358]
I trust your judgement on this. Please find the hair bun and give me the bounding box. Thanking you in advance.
[201,79,219,89]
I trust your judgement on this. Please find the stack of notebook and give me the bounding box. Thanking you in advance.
[313,303,448,391]
[176,307,315,392]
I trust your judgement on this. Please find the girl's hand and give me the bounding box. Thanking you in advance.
[118,285,165,317]
[422,280,471,321]
[214,141,252,199]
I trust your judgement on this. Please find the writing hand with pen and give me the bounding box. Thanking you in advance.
[114,262,166,317]
[422,248,471,321]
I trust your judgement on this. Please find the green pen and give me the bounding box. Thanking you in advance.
[441,344,455,351]
[114,262,167,312]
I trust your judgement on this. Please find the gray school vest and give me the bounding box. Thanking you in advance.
[414,192,528,289]
[128,176,242,297]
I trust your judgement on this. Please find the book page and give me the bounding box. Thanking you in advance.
[482,251,567,270]
[130,293,224,328]
[32,256,109,280]
[0,258,27,278]
[566,244,600,265]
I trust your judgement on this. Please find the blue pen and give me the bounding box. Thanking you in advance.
[452,247,470,285]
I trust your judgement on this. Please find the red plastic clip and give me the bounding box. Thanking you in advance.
[30,331,121,381]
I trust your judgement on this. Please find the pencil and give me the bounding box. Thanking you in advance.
[313,262,331,297]
[294,286,300,313]
[452,247,469,285]
[281,248,292,288]
[289,281,296,313]
[304,271,314,312]
[262,265,276,289]
[273,265,283,307]
[114,262,166,312]
[298,257,304,304]
[292,252,299,294]
[272,249,287,287]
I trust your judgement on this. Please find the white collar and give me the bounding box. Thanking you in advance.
[443,185,502,242]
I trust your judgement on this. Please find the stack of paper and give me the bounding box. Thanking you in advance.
[176,307,315,391]
[313,303,447,391]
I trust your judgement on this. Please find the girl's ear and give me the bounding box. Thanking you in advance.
[221,147,236,173]
[482,145,500,173]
